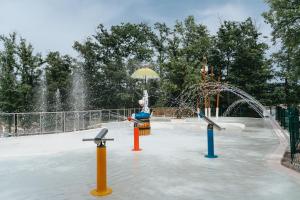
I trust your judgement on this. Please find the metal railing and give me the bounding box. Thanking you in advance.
[0,108,141,137]
[275,105,300,161]
[0,106,279,137]
[0,107,199,137]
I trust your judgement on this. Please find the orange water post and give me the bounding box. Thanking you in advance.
[132,124,142,151]
[82,128,113,197]
[90,144,113,196]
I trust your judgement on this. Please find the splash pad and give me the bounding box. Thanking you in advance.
[0,117,299,200]
[0,61,296,199]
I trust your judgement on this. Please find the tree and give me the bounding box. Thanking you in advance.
[45,52,73,111]
[263,0,300,105]
[17,38,43,112]
[212,18,272,105]
[272,47,299,104]
[74,23,154,109]
[0,33,45,113]
[73,39,99,109]
[151,16,211,106]
[263,0,300,49]
[0,33,20,113]
[0,16,282,114]
[212,21,240,78]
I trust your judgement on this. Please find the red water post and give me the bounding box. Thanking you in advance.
[132,125,142,151]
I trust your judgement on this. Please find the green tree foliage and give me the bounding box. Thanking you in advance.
[0,33,19,113]
[74,23,153,109]
[73,16,273,109]
[0,33,43,113]
[45,52,73,111]
[212,18,272,104]
[151,16,211,106]
[17,38,43,112]
[272,47,299,104]
[263,0,300,48]
[0,15,280,113]
[263,0,300,105]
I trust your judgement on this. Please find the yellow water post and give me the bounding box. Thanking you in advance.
[82,128,113,197]
[90,143,112,196]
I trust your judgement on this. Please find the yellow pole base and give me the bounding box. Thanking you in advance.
[90,146,112,197]
[90,188,112,197]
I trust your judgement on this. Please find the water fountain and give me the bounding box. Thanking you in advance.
[37,73,47,112]
[71,69,86,111]
[35,73,48,134]
[223,99,254,117]
[71,68,86,131]
[55,89,61,112]
[55,89,62,132]
[176,82,270,118]
[175,80,289,145]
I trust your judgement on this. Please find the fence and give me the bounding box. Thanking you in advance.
[151,107,229,118]
[0,108,142,137]
[0,107,191,137]
[275,105,300,161]
[0,106,279,137]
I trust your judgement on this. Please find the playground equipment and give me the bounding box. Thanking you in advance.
[190,56,270,119]
[205,123,218,158]
[130,90,151,135]
[133,125,142,151]
[128,117,142,151]
[137,118,151,136]
[131,67,159,136]
[199,113,224,131]
[82,128,114,196]
[136,90,151,135]
[198,113,224,158]
[200,57,221,118]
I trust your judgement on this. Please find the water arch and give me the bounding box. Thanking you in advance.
[177,82,269,118]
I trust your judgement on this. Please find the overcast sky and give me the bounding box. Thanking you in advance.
[0,0,272,57]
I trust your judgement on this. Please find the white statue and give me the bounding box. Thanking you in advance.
[139,90,150,114]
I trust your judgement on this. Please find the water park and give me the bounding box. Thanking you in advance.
[0,1,300,200]
[0,57,299,200]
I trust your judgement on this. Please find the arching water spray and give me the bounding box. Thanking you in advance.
[176,82,270,118]
[223,99,253,117]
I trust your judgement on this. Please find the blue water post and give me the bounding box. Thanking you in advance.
[205,123,218,158]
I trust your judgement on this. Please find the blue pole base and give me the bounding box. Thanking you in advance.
[205,154,218,158]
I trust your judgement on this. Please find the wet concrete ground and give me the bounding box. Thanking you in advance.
[0,117,299,200]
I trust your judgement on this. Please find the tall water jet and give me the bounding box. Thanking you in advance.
[71,68,86,111]
[71,68,86,131]
[35,72,48,134]
[54,88,62,132]
[36,72,47,112]
[55,89,61,111]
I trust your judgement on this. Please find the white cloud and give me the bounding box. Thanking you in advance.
[193,2,276,55]
[0,0,274,56]
[201,3,248,21]
[195,3,250,34]
[0,0,137,56]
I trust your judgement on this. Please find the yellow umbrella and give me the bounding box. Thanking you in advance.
[131,67,160,82]
[131,67,159,109]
